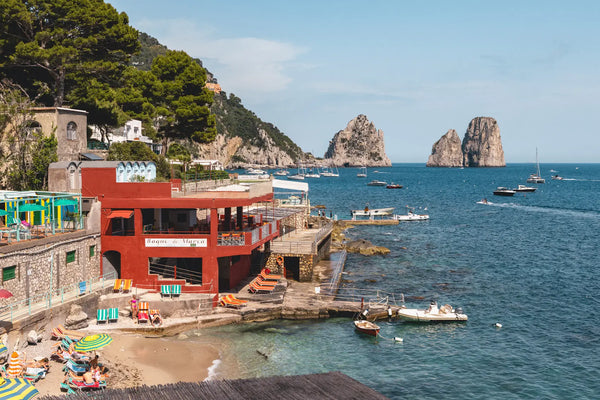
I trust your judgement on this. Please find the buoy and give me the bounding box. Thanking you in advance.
[394,337,403,342]
[495,323,502,328]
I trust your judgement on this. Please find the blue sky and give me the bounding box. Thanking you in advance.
[109,0,600,163]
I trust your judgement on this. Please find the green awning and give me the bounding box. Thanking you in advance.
[19,203,46,212]
[53,198,79,206]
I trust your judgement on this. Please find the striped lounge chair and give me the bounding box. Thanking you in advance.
[260,269,283,281]
[137,301,149,323]
[108,307,119,323]
[96,309,108,324]
[171,285,181,297]
[113,279,122,292]
[220,294,248,308]
[248,281,276,294]
[122,279,132,293]
[160,285,171,298]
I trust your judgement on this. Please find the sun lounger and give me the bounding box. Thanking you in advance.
[78,281,87,296]
[113,279,122,292]
[66,375,107,391]
[160,285,171,298]
[61,382,77,394]
[248,281,276,294]
[63,359,89,374]
[122,279,132,293]
[171,284,181,297]
[260,269,283,281]
[137,301,149,323]
[96,309,108,324]
[220,294,248,308]
[108,307,118,323]
[253,276,278,287]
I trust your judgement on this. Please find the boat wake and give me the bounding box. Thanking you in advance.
[483,202,600,219]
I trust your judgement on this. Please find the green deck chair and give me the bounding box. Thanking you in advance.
[108,307,118,323]
[96,309,108,324]
[171,284,181,297]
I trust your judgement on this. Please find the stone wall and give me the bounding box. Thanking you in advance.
[0,234,101,307]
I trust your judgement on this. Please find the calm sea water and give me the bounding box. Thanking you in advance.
[194,164,600,399]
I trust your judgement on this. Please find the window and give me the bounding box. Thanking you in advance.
[89,245,95,258]
[25,121,42,140]
[2,266,16,282]
[66,121,77,140]
[66,250,76,264]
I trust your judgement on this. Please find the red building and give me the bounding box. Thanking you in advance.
[82,164,282,295]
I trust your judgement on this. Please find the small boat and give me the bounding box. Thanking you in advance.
[320,165,339,177]
[386,183,403,189]
[353,320,380,336]
[247,168,267,175]
[514,184,536,192]
[367,180,387,186]
[287,174,305,180]
[493,187,515,196]
[351,206,394,217]
[397,301,468,322]
[304,169,320,178]
[526,148,545,183]
[476,198,491,205]
[356,167,367,178]
[394,208,429,221]
[274,169,289,176]
[551,175,563,180]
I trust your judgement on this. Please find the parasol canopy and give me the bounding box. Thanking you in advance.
[0,377,39,400]
[18,204,46,212]
[0,289,13,299]
[72,334,113,352]
[53,198,78,206]
[0,210,9,216]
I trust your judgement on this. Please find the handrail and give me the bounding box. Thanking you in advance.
[0,271,117,323]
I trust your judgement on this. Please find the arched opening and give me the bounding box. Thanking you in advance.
[102,250,121,278]
[66,121,77,140]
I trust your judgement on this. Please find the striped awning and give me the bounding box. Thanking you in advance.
[106,210,133,219]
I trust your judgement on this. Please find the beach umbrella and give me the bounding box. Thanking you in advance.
[6,352,23,378]
[0,210,9,216]
[53,198,78,206]
[18,204,46,212]
[0,343,7,358]
[72,333,113,352]
[0,377,39,400]
[0,289,12,299]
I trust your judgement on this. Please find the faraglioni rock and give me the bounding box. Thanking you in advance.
[324,115,392,167]
[462,117,505,167]
[426,117,506,167]
[426,129,463,167]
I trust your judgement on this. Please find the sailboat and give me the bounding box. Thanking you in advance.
[526,148,545,183]
[356,166,367,178]
[288,163,306,180]
[320,164,339,177]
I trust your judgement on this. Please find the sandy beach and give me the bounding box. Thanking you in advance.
[28,333,222,396]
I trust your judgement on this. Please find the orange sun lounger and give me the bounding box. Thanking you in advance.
[220,294,248,308]
[51,324,85,341]
[252,276,277,287]
[248,281,276,294]
[260,269,283,281]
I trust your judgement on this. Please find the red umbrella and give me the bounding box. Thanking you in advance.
[0,289,13,299]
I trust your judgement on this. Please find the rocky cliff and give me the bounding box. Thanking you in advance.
[462,117,505,167]
[426,129,463,167]
[427,117,505,167]
[324,115,392,167]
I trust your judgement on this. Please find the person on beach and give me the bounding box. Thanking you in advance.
[130,295,138,320]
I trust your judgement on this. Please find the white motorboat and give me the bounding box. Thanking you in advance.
[356,167,367,178]
[274,169,289,176]
[367,180,387,186]
[551,175,563,180]
[397,301,468,322]
[393,208,429,221]
[526,148,545,183]
[351,206,394,217]
[514,184,536,192]
[247,168,267,175]
[287,174,305,180]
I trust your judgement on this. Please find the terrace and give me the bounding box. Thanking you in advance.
[0,190,83,245]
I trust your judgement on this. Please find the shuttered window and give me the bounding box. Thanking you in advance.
[66,250,76,264]
[89,245,95,258]
[2,266,16,282]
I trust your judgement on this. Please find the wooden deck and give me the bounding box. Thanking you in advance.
[270,223,332,254]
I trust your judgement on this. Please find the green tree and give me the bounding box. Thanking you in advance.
[151,50,216,153]
[0,81,57,190]
[107,141,170,180]
[0,0,140,106]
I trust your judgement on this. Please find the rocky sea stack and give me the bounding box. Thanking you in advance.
[324,115,392,167]
[427,117,505,167]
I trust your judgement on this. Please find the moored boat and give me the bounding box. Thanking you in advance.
[394,208,429,221]
[397,301,468,322]
[351,206,394,217]
[367,180,387,186]
[356,167,367,178]
[514,184,536,192]
[386,183,403,189]
[353,320,380,336]
[493,187,515,196]
[526,148,545,183]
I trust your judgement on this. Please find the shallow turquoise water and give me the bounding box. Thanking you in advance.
[195,164,600,399]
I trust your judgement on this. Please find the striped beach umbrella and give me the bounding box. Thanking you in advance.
[6,352,23,378]
[0,344,7,360]
[72,334,113,352]
[0,377,39,400]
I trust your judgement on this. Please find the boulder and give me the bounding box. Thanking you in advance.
[345,239,390,255]
[426,129,463,167]
[324,114,392,167]
[65,304,89,330]
[27,330,40,345]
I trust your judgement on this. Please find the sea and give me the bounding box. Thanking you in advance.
[190,164,600,399]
